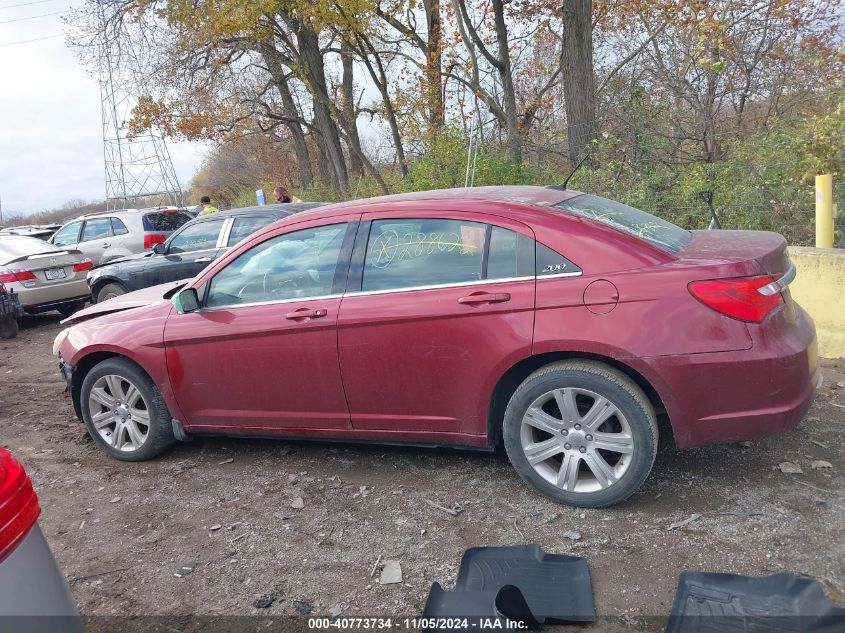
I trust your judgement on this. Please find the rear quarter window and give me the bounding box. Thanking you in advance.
[555,194,691,253]
[143,211,193,232]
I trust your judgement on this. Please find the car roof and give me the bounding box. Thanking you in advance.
[285,186,583,222]
[190,202,329,221]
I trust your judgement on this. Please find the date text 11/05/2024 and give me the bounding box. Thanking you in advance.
[308,618,531,630]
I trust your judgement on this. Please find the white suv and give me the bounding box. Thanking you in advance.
[49,208,193,266]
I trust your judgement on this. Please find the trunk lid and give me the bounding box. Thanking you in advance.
[676,230,788,276]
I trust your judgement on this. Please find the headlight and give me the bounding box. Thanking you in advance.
[53,329,70,357]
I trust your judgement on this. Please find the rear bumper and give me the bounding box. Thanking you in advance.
[14,279,89,312]
[638,305,820,448]
[0,524,82,630]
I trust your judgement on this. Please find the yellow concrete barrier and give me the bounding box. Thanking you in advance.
[788,246,845,358]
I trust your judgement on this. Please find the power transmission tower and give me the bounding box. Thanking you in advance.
[96,1,182,210]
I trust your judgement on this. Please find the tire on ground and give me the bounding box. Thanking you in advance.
[80,356,176,461]
[503,359,658,508]
[96,283,127,304]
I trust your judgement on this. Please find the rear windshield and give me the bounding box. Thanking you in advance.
[143,211,193,232]
[555,194,691,253]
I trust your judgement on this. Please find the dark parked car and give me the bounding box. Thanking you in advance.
[87,203,326,303]
[0,447,81,631]
[54,186,819,508]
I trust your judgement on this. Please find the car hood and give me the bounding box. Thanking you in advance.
[62,280,185,324]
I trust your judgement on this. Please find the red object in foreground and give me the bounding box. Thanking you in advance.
[0,448,41,563]
[143,233,167,249]
[55,187,820,506]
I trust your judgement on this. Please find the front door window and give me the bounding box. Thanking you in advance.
[206,223,349,307]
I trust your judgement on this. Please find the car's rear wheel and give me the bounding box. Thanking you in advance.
[80,357,175,461]
[96,283,127,304]
[503,360,658,508]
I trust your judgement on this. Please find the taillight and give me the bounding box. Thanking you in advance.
[0,448,41,562]
[144,234,166,249]
[73,260,94,273]
[0,270,36,283]
[688,275,783,323]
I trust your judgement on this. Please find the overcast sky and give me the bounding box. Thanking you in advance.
[0,0,206,219]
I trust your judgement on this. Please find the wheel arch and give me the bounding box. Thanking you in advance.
[70,351,148,420]
[90,276,128,302]
[487,351,672,448]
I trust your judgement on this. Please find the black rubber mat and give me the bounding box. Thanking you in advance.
[421,545,595,630]
[666,571,845,633]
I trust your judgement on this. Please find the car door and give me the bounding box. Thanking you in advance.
[336,212,536,444]
[77,218,114,264]
[155,217,228,284]
[163,215,358,432]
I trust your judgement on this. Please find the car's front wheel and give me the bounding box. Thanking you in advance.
[503,360,658,508]
[80,357,175,461]
[96,283,127,304]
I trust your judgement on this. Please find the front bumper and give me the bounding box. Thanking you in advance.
[58,358,82,421]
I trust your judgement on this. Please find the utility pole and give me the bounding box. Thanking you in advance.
[96,0,182,210]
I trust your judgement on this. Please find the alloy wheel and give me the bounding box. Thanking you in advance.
[519,387,634,494]
[87,374,150,452]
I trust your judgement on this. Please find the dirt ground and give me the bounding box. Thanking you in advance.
[1,314,843,631]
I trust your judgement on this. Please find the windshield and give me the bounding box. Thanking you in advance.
[555,194,691,253]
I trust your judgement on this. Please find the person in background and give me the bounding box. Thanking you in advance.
[199,196,219,215]
[273,185,302,203]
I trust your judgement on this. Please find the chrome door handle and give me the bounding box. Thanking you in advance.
[194,257,213,263]
[458,292,511,305]
[285,308,328,321]
[101,243,111,248]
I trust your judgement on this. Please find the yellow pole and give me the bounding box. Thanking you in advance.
[816,174,834,248]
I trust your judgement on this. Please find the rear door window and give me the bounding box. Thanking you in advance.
[228,216,270,246]
[167,220,223,254]
[51,222,82,247]
[362,219,485,292]
[486,227,534,280]
[143,211,193,232]
[80,218,113,242]
[206,223,349,307]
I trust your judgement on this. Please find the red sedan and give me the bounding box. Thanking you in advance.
[53,187,820,507]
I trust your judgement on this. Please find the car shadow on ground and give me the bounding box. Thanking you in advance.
[155,427,792,515]
[20,313,65,331]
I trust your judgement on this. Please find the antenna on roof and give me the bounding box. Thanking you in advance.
[546,154,590,191]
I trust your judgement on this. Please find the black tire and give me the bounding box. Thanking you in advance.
[57,300,85,317]
[503,360,658,508]
[96,283,127,304]
[0,316,18,339]
[80,357,176,461]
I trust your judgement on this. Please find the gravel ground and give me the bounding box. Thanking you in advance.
[1,314,843,632]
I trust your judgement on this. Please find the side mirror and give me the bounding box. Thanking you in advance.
[152,242,166,255]
[171,287,199,314]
